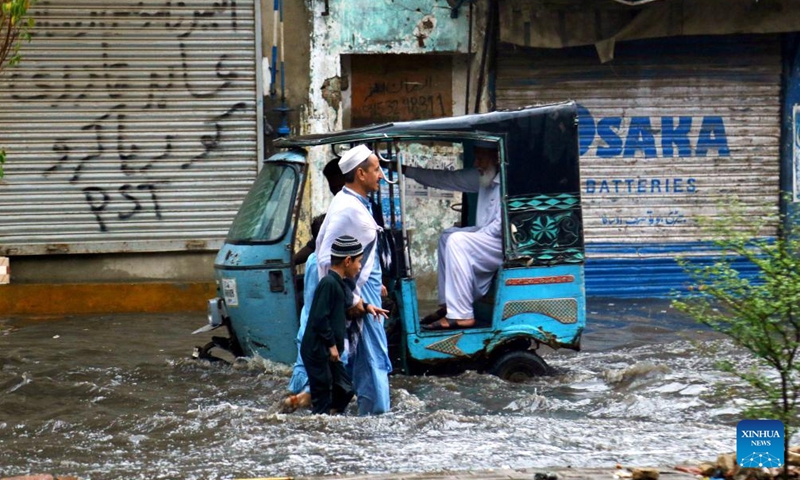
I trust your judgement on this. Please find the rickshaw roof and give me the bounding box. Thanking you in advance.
[272,100,581,201]
[273,101,576,149]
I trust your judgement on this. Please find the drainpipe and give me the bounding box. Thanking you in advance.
[474,0,497,114]
[270,0,279,98]
[465,0,473,115]
[275,0,291,136]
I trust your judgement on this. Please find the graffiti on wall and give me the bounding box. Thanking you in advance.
[349,54,452,128]
[600,209,688,227]
[7,1,249,232]
[358,76,448,121]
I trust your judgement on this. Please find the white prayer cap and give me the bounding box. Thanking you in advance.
[338,144,372,174]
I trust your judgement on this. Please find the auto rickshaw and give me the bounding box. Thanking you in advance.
[193,101,585,382]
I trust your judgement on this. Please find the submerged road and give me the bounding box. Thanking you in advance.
[0,298,790,479]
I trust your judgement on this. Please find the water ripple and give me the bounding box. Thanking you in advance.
[0,303,796,479]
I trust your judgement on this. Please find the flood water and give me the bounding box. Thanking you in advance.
[0,299,791,479]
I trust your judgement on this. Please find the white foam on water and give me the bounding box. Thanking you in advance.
[0,305,788,479]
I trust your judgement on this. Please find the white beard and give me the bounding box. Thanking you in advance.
[478,164,497,188]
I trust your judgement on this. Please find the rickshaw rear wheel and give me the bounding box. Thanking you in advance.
[489,351,550,382]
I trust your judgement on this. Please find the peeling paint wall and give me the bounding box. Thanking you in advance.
[324,0,469,53]
[302,0,487,299]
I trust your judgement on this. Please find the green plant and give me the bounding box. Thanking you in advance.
[1,0,35,178]
[672,200,799,479]
[1,0,34,71]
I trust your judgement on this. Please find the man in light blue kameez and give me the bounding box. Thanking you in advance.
[283,214,325,412]
[316,145,392,415]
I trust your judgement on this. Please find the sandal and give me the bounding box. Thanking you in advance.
[421,318,458,330]
[420,306,447,325]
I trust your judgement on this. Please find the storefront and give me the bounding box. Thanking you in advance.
[496,35,783,296]
[0,1,263,256]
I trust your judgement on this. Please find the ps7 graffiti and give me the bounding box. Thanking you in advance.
[14,2,251,233]
[45,101,243,232]
[84,184,162,232]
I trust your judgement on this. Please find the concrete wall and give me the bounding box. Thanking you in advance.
[10,252,215,284]
[1,0,489,312]
[302,0,490,298]
[2,251,217,315]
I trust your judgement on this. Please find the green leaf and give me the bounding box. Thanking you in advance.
[674,197,800,472]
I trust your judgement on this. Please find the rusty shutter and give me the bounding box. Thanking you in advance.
[496,35,782,295]
[0,1,262,255]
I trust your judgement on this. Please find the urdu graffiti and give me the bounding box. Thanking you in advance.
[8,1,250,232]
[349,55,453,128]
[601,210,688,227]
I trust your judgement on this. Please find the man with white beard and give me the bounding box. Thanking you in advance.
[385,145,502,330]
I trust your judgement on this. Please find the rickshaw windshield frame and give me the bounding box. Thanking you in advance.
[226,162,299,244]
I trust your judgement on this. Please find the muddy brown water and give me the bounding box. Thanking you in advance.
[0,299,789,479]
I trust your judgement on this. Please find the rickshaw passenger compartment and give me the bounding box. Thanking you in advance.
[197,102,585,382]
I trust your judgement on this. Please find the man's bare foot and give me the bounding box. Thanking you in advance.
[281,392,311,412]
[421,317,475,330]
[295,392,311,408]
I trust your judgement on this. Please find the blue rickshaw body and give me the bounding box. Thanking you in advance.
[198,102,586,380]
[397,264,584,369]
[210,150,306,364]
[212,243,298,364]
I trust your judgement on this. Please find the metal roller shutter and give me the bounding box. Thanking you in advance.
[496,35,782,296]
[0,0,261,255]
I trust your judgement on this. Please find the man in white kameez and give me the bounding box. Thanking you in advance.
[316,144,392,414]
[387,145,501,330]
